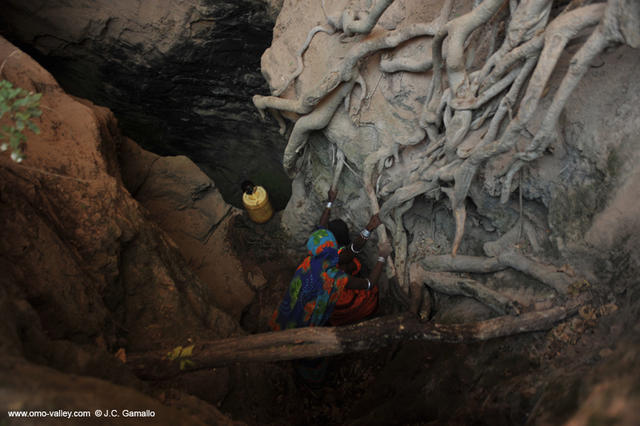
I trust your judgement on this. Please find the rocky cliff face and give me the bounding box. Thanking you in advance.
[0,36,246,421]
[118,139,259,322]
[0,0,290,209]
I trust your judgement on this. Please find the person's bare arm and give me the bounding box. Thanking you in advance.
[319,188,338,228]
[345,242,392,290]
[339,213,382,265]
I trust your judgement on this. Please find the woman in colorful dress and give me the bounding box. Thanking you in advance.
[269,189,390,387]
[270,188,390,331]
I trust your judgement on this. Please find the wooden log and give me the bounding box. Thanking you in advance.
[127,298,583,380]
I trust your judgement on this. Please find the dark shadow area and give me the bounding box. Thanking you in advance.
[0,1,291,210]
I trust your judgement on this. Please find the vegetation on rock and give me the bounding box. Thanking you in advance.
[0,79,41,162]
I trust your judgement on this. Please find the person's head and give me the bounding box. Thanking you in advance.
[328,219,350,248]
[241,180,255,194]
[307,228,338,257]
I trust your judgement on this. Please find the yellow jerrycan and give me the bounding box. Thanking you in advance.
[241,180,274,224]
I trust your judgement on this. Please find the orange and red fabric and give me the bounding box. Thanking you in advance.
[331,248,378,326]
[269,228,349,330]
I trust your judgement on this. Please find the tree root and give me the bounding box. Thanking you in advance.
[497,250,571,294]
[379,39,435,73]
[443,109,472,160]
[128,298,585,380]
[513,4,606,126]
[440,186,466,256]
[409,265,521,316]
[416,243,574,296]
[419,254,507,273]
[282,79,356,176]
[346,71,367,116]
[420,0,523,256]
[378,0,453,74]
[440,0,505,92]
[503,0,639,191]
[273,25,336,97]
[477,0,552,84]
[481,4,604,89]
[379,180,438,222]
[484,56,537,147]
[254,21,441,118]
[471,3,606,164]
[451,64,521,111]
[420,0,490,121]
[442,3,606,254]
[481,34,544,90]
[483,217,542,256]
[390,199,414,293]
[330,146,346,191]
[342,0,396,36]
[323,0,396,36]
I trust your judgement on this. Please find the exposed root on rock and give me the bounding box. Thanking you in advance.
[323,0,396,37]
[410,247,579,313]
[503,0,640,199]
[282,79,356,176]
[273,25,336,97]
[410,265,521,316]
[253,0,639,311]
[420,254,507,273]
[497,250,572,294]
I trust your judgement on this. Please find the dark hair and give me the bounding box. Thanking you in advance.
[328,219,350,248]
[241,180,255,194]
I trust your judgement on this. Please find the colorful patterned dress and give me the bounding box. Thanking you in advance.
[328,282,379,326]
[270,228,349,330]
[327,247,379,326]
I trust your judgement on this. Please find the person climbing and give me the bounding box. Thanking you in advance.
[327,216,381,326]
[269,188,390,388]
[269,188,391,331]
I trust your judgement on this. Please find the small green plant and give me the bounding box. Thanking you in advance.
[0,79,42,162]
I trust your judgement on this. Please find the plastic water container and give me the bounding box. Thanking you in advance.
[242,185,274,223]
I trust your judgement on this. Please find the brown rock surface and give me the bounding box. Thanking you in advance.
[0,356,244,426]
[1,35,241,350]
[0,36,240,422]
[119,139,256,321]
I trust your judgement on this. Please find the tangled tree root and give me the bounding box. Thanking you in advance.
[410,264,521,315]
[282,79,356,176]
[254,0,639,311]
[407,239,581,319]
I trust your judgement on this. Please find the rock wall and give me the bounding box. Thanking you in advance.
[0,0,290,210]
[0,356,239,426]
[257,0,640,312]
[118,139,257,321]
[0,37,243,421]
